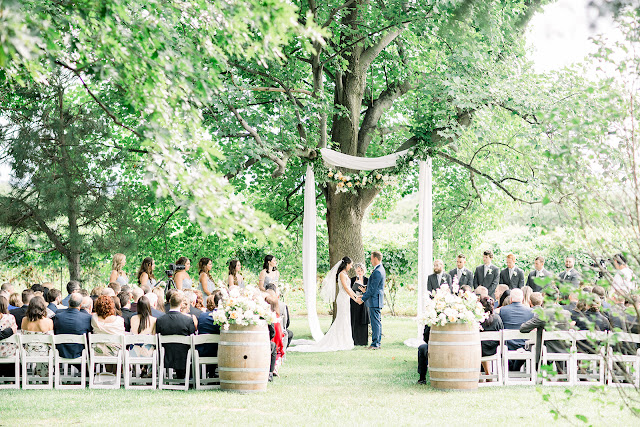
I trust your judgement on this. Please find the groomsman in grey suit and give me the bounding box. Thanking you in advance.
[499,253,525,290]
[558,256,581,287]
[427,259,452,293]
[473,250,500,298]
[526,256,553,292]
[449,254,474,287]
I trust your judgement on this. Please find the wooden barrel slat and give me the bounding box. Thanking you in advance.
[428,322,481,390]
[218,324,271,393]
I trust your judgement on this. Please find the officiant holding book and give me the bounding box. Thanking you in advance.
[350,263,370,346]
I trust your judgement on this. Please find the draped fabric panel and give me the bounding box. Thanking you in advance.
[320,148,409,170]
[303,165,324,341]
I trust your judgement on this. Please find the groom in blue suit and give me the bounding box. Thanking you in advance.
[359,251,385,349]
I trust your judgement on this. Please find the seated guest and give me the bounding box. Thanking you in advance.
[499,254,525,289]
[81,296,93,314]
[475,286,489,299]
[495,289,511,314]
[111,295,122,317]
[530,292,543,308]
[21,296,54,376]
[194,290,205,312]
[417,323,430,385]
[118,292,136,332]
[196,291,223,377]
[131,288,144,312]
[498,288,534,370]
[10,289,34,330]
[0,283,14,299]
[90,286,104,303]
[156,292,196,380]
[479,297,503,379]
[91,295,125,358]
[79,289,89,298]
[107,282,121,296]
[164,288,176,314]
[129,296,157,358]
[449,254,474,287]
[46,289,62,314]
[0,296,18,360]
[493,284,509,309]
[52,293,93,360]
[152,287,165,314]
[0,290,15,310]
[520,286,572,368]
[183,290,203,318]
[60,281,81,307]
[102,288,116,298]
[473,250,500,298]
[522,286,533,307]
[526,256,552,292]
[145,292,165,319]
[427,259,452,293]
[7,292,21,310]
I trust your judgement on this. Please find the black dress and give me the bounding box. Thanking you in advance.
[350,276,370,346]
[481,314,504,357]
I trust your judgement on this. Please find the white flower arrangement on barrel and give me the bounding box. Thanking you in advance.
[211,285,277,330]
[419,284,487,327]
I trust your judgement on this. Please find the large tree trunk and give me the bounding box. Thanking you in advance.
[326,183,379,320]
[67,252,81,282]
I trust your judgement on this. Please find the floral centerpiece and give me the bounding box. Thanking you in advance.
[211,285,277,330]
[419,284,486,327]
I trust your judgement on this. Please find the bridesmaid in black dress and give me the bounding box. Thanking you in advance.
[350,263,370,346]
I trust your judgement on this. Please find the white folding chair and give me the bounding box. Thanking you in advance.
[20,333,54,389]
[123,334,157,389]
[607,332,640,388]
[53,334,88,389]
[502,330,537,385]
[573,330,608,386]
[192,334,220,390]
[479,330,503,386]
[158,335,192,390]
[88,334,123,389]
[0,334,20,389]
[540,331,574,386]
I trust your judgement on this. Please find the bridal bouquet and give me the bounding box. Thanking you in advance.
[211,285,277,330]
[419,286,486,327]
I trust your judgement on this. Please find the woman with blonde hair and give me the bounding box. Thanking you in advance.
[522,286,533,308]
[109,253,129,286]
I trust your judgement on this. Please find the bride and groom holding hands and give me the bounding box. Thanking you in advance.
[290,251,385,353]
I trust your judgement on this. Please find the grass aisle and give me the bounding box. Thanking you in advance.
[0,316,636,426]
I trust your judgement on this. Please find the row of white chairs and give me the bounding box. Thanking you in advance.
[478,329,640,387]
[0,333,221,390]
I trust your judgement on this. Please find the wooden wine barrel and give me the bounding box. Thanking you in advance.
[218,324,271,393]
[428,322,481,390]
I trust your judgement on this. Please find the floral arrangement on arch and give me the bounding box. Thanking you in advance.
[211,285,277,330]
[419,284,487,327]
[325,168,401,194]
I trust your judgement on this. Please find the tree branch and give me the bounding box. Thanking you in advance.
[360,25,408,71]
[146,206,181,244]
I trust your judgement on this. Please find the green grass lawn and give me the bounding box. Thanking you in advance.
[0,316,637,426]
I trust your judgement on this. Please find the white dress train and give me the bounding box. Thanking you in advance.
[289,275,354,352]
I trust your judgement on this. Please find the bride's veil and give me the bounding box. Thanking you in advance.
[319,260,342,303]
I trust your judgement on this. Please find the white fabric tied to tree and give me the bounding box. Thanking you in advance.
[302,149,432,347]
[320,147,409,169]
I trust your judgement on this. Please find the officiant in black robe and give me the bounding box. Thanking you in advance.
[350,263,370,346]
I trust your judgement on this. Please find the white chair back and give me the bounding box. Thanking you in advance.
[20,333,54,390]
[53,334,88,389]
[191,334,221,390]
[0,334,20,389]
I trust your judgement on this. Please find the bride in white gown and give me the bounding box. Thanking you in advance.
[289,257,361,352]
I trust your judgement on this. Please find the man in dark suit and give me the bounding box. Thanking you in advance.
[520,288,572,369]
[358,251,386,349]
[558,256,581,287]
[46,289,61,314]
[427,259,452,293]
[156,291,196,379]
[526,256,553,292]
[449,254,474,287]
[197,292,223,378]
[499,288,534,370]
[416,324,430,385]
[118,292,136,332]
[10,289,34,329]
[473,250,500,298]
[60,280,81,307]
[52,293,93,359]
[499,254,525,290]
